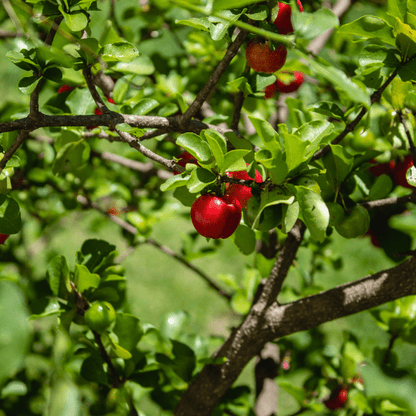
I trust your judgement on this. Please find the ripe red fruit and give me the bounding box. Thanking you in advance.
[0,234,10,244]
[245,40,287,74]
[191,194,242,239]
[58,85,75,93]
[393,155,414,188]
[173,152,199,175]
[226,167,263,208]
[369,159,395,177]
[324,386,348,410]
[264,82,277,99]
[275,71,305,93]
[274,0,304,35]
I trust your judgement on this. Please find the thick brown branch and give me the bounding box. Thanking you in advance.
[180,29,248,126]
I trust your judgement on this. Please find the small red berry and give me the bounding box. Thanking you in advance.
[226,166,263,208]
[324,386,348,411]
[369,159,395,177]
[245,40,287,74]
[275,71,305,93]
[173,152,199,175]
[264,82,278,99]
[191,194,242,239]
[58,85,74,93]
[274,0,304,35]
[393,155,414,188]
[0,234,10,244]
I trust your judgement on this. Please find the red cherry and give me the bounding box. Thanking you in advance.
[245,40,287,74]
[324,386,348,410]
[275,71,305,93]
[393,155,414,188]
[274,0,303,35]
[106,96,116,105]
[226,166,262,208]
[369,159,395,177]
[58,85,75,93]
[0,234,10,244]
[365,229,380,247]
[264,82,278,99]
[173,152,199,175]
[191,194,242,239]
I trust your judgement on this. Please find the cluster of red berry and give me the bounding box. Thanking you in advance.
[370,154,414,189]
[174,152,262,239]
[245,1,305,98]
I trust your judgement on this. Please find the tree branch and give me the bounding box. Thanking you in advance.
[180,29,248,126]
[0,130,30,171]
[359,190,416,210]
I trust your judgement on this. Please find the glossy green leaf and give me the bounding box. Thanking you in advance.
[204,130,226,171]
[132,98,159,115]
[74,264,100,293]
[160,174,189,192]
[64,11,88,31]
[391,78,412,109]
[387,0,407,21]
[248,116,282,154]
[230,224,256,255]
[171,340,196,381]
[337,15,396,46]
[175,17,210,32]
[292,8,339,39]
[223,149,250,172]
[323,145,354,191]
[359,45,400,68]
[278,381,308,405]
[255,149,288,185]
[100,42,139,63]
[113,313,143,352]
[0,194,22,235]
[395,19,416,59]
[231,291,251,314]
[212,0,258,11]
[281,132,308,174]
[18,75,41,95]
[208,10,243,41]
[176,133,213,163]
[369,174,393,200]
[187,167,216,193]
[282,201,299,233]
[309,101,345,120]
[0,281,31,388]
[115,56,155,75]
[296,187,329,243]
[160,311,189,340]
[47,255,71,298]
[80,354,109,385]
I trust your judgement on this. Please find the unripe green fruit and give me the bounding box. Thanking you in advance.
[326,202,345,227]
[351,129,375,152]
[255,204,283,232]
[335,206,370,239]
[84,301,116,332]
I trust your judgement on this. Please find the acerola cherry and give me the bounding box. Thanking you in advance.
[0,234,10,244]
[369,159,395,177]
[335,206,370,239]
[393,155,414,188]
[245,39,287,74]
[264,82,278,99]
[274,0,304,35]
[324,386,348,410]
[191,194,242,239]
[275,71,305,93]
[84,301,116,332]
[173,151,199,175]
[226,166,262,208]
[58,85,75,93]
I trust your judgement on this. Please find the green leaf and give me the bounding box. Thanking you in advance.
[171,340,196,381]
[132,98,159,115]
[323,145,354,191]
[223,149,250,172]
[231,290,251,314]
[246,5,268,21]
[230,224,256,255]
[395,19,416,59]
[47,255,71,298]
[204,130,226,172]
[296,120,334,156]
[281,132,308,174]
[176,133,213,163]
[6,51,40,72]
[100,42,139,63]
[296,187,329,243]
[391,77,412,110]
[292,8,339,39]
[187,167,216,193]
[115,55,155,75]
[52,140,90,175]
[74,264,100,293]
[369,174,393,200]
[160,311,189,339]
[0,195,22,235]
[254,149,288,185]
[278,381,308,405]
[81,239,116,273]
[43,67,63,83]
[248,116,282,154]
[18,75,41,95]
[175,17,210,32]
[47,380,81,416]
[359,45,400,68]
[253,188,295,229]
[0,281,31,388]
[208,10,243,41]
[387,0,407,22]
[337,15,396,46]
[309,101,345,120]
[80,353,109,385]
[113,313,143,352]
[212,0,258,11]
[160,174,189,192]
[64,10,88,31]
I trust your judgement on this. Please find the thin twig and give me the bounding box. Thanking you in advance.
[359,190,416,209]
[145,238,232,300]
[0,130,30,171]
[0,30,23,38]
[180,29,248,126]
[383,333,399,364]
[83,67,111,114]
